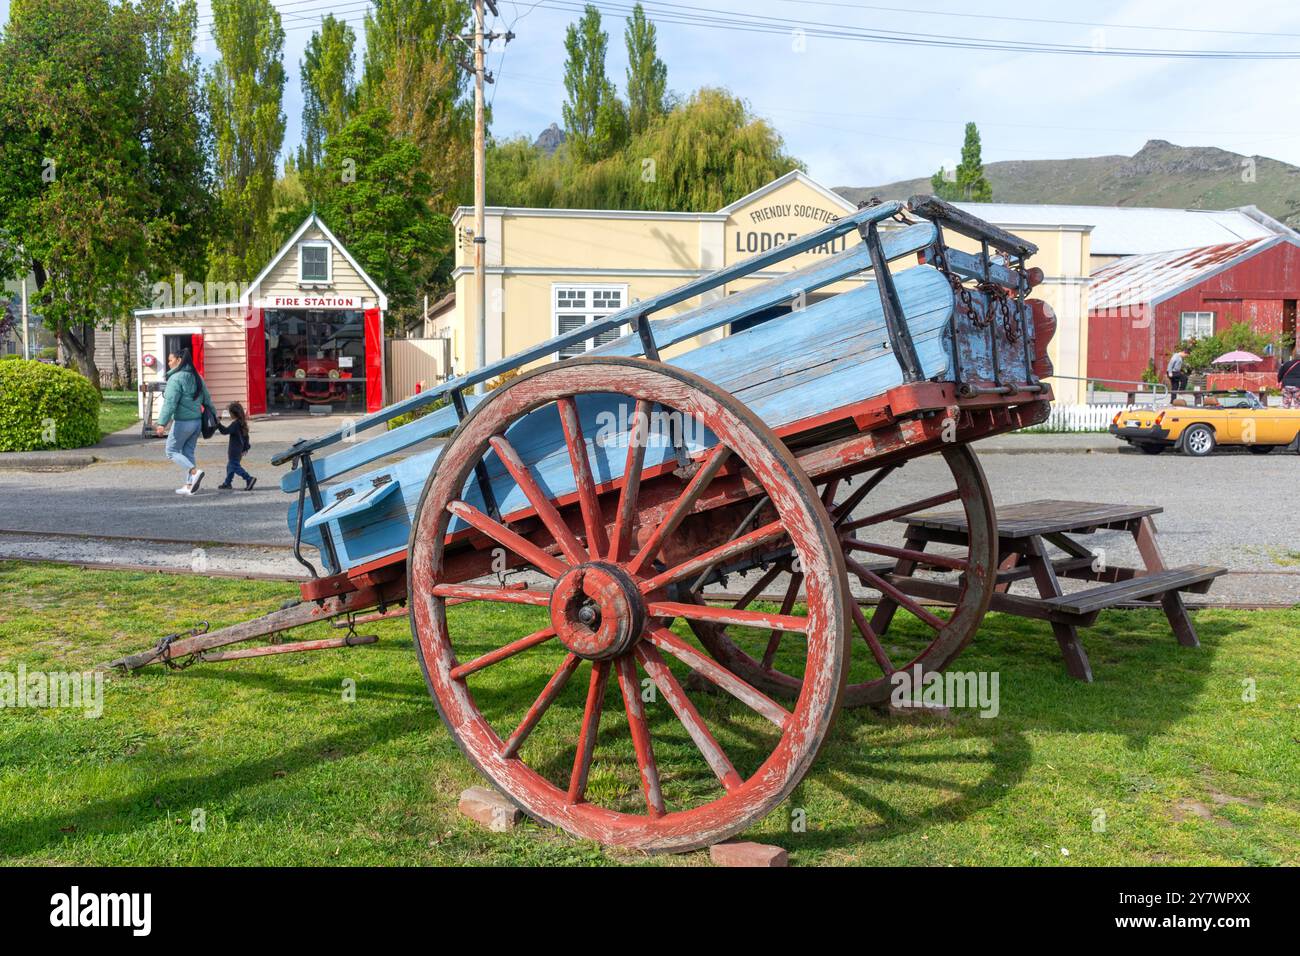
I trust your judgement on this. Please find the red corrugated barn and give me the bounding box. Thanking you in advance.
[1088,236,1300,389]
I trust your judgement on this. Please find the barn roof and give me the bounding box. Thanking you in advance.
[1088,236,1294,311]
[952,202,1292,256]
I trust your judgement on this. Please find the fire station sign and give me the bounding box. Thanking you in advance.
[262,295,363,309]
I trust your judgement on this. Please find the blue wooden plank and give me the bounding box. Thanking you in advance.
[270,201,906,466]
[303,474,401,529]
[280,395,479,494]
[594,221,938,358]
[938,247,1021,289]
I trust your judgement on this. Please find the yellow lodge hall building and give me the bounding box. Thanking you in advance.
[441,171,1092,401]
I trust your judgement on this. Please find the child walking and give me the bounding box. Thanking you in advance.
[216,402,257,490]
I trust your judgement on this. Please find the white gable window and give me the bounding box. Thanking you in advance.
[299,241,331,283]
[553,284,626,359]
[1179,311,1213,341]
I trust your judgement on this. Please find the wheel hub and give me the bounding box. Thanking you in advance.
[549,562,646,660]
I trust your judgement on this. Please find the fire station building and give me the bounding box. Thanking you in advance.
[133,213,388,418]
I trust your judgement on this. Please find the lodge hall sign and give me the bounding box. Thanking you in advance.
[733,202,846,255]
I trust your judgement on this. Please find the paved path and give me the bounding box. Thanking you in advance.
[1,422,1295,605]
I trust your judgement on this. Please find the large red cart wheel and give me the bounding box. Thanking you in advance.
[408,357,850,853]
[685,444,997,708]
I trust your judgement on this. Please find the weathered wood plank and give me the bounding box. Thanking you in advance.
[904,500,1165,537]
[1040,565,1226,615]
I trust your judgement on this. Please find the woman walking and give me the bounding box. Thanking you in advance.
[153,347,212,495]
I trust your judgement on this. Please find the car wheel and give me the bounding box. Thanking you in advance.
[1247,445,1275,455]
[1183,424,1216,457]
[1138,443,1166,455]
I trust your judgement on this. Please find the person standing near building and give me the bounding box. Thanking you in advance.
[153,347,210,495]
[1167,348,1189,395]
[1279,355,1300,409]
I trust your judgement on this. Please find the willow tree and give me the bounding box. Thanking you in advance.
[206,0,286,282]
[298,15,357,180]
[592,88,800,211]
[360,0,472,211]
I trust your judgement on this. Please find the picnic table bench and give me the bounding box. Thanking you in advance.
[875,499,1226,681]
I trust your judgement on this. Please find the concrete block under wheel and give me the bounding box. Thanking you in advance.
[459,786,523,832]
[709,841,789,867]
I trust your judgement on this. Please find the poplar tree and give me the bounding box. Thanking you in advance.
[360,0,472,211]
[562,5,626,163]
[931,122,993,202]
[206,0,286,282]
[299,15,357,179]
[625,4,667,134]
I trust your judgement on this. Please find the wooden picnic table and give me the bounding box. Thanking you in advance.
[877,499,1226,681]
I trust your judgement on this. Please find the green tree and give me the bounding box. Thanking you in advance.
[625,4,667,134]
[0,0,154,382]
[1182,321,1276,371]
[298,15,357,179]
[139,0,215,286]
[931,122,992,202]
[206,0,286,282]
[360,0,472,211]
[314,107,452,333]
[562,5,626,163]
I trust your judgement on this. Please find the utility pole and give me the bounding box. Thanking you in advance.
[20,275,29,359]
[458,0,511,393]
[472,0,486,393]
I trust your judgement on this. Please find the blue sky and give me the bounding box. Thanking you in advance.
[5,0,1300,189]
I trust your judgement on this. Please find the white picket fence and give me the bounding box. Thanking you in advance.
[1019,403,1135,433]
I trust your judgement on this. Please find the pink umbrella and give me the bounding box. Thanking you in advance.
[1212,350,1263,364]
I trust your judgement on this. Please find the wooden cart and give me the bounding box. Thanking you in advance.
[111,195,1057,852]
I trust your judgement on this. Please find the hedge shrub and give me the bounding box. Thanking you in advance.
[0,360,101,452]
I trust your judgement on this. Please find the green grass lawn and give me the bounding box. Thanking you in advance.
[99,389,140,439]
[1,560,1296,866]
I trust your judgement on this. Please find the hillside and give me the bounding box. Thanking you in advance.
[837,140,1300,226]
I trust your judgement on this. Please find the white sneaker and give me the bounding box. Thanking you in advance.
[189,469,205,493]
[175,486,193,495]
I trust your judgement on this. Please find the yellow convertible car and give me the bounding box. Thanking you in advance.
[1110,391,1300,457]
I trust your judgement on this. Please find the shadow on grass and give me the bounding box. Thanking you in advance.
[0,708,434,859]
[964,609,1244,746]
[178,653,429,706]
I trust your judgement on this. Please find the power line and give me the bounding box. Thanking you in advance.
[201,0,1300,58]
[534,0,1300,59]
[770,0,1300,42]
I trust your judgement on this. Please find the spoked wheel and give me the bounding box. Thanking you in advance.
[685,444,998,708]
[408,357,849,853]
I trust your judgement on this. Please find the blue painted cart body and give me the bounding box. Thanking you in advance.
[272,196,1049,582]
